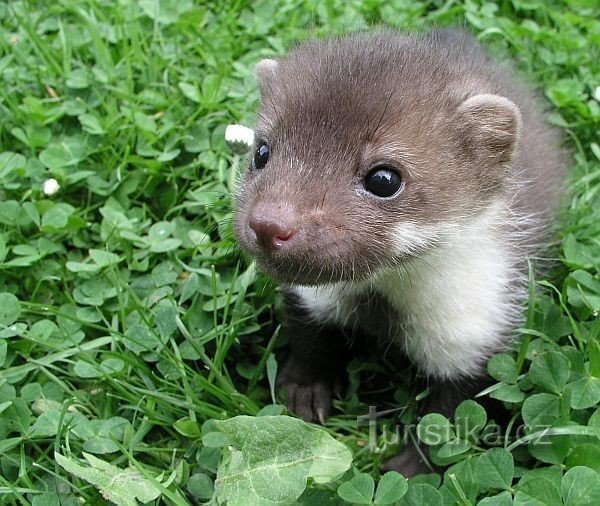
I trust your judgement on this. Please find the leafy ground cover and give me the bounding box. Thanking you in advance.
[0,0,599,504]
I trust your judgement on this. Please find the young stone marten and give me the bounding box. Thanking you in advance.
[233,29,565,476]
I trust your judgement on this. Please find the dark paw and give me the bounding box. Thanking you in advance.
[381,443,436,478]
[277,358,344,423]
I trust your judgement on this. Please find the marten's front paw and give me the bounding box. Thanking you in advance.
[277,358,343,423]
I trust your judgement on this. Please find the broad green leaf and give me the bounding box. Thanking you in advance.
[561,466,600,506]
[0,340,6,367]
[158,149,180,162]
[187,472,214,500]
[55,452,161,506]
[455,400,487,439]
[133,111,156,133]
[566,271,600,312]
[521,393,559,429]
[337,473,375,505]
[66,261,99,273]
[74,360,102,378]
[30,410,88,439]
[590,339,600,377]
[11,125,51,148]
[31,398,62,414]
[179,82,201,103]
[0,152,27,177]
[528,434,571,465]
[124,324,161,353]
[65,69,90,89]
[152,262,178,286]
[417,413,454,445]
[39,141,85,171]
[42,203,76,230]
[31,493,61,506]
[374,471,408,504]
[180,272,200,303]
[566,444,600,472]
[566,377,600,409]
[29,319,60,341]
[188,229,210,246]
[437,438,472,458]
[174,418,201,438]
[214,415,352,506]
[257,404,285,416]
[0,234,6,263]
[201,431,228,448]
[76,306,103,322]
[83,437,119,454]
[488,354,519,383]
[154,304,178,340]
[514,476,562,506]
[298,489,345,504]
[528,351,570,394]
[0,201,21,225]
[139,0,193,24]
[148,221,174,241]
[398,483,443,505]
[563,234,597,269]
[13,244,37,256]
[89,249,120,267]
[149,238,182,253]
[30,409,64,437]
[475,449,514,490]
[0,320,24,339]
[438,459,479,504]
[0,293,21,326]
[0,400,13,416]
[489,384,524,403]
[101,358,125,375]
[589,408,600,428]
[478,490,513,506]
[79,113,105,135]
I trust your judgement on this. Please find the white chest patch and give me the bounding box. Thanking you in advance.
[290,203,526,380]
[291,283,361,327]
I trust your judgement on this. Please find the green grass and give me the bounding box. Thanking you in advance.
[0,0,598,504]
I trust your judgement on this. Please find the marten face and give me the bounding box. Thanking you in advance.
[234,33,521,286]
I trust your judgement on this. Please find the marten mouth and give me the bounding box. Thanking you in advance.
[253,253,376,286]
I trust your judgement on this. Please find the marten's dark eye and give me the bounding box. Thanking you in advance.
[253,142,270,170]
[363,166,403,197]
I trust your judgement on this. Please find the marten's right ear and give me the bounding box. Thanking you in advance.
[254,59,279,96]
[458,94,522,165]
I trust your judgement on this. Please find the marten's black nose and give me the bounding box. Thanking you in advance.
[248,208,296,251]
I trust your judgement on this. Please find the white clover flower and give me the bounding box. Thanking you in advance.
[42,178,60,196]
[225,124,254,154]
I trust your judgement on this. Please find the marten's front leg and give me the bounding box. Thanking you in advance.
[277,290,349,423]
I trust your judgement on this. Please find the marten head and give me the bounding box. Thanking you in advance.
[234,31,521,286]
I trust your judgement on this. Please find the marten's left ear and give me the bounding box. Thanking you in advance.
[458,94,522,164]
[254,59,279,96]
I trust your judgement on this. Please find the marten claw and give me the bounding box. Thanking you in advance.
[277,355,345,423]
[283,379,333,423]
[316,407,326,425]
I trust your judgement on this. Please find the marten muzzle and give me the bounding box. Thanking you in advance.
[248,204,298,252]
